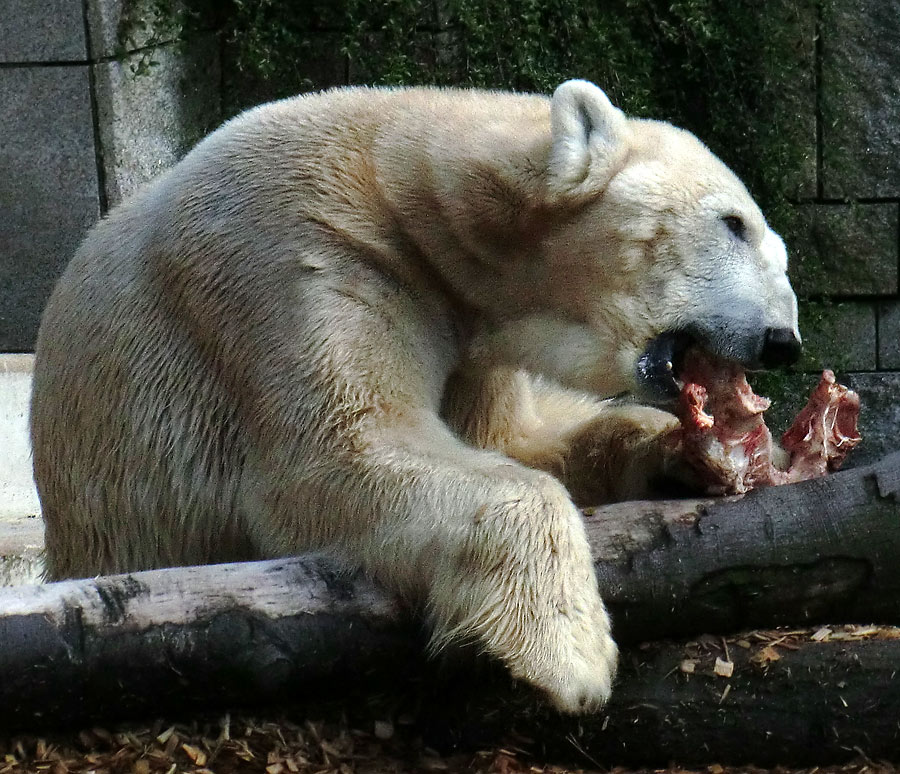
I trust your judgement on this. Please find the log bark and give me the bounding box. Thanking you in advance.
[1,451,900,763]
[0,555,421,729]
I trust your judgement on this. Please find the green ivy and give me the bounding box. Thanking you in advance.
[172,1,812,216]
[146,0,819,271]
[135,1,821,243]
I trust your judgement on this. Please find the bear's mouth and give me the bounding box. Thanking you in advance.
[636,331,694,400]
[637,329,749,401]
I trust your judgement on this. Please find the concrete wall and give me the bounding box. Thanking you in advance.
[0,0,220,351]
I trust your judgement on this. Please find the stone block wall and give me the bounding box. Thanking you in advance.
[780,0,900,464]
[0,0,220,351]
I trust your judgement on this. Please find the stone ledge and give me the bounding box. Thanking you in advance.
[0,517,44,586]
[0,354,43,586]
[0,354,39,519]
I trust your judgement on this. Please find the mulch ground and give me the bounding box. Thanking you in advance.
[2,715,898,774]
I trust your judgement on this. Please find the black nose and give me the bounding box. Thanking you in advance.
[760,327,802,368]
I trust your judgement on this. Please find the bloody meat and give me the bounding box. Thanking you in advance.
[674,351,861,495]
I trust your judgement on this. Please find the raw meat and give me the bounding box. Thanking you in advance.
[674,350,861,495]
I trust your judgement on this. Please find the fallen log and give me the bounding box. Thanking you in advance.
[1,451,899,763]
[591,446,900,641]
[0,556,421,729]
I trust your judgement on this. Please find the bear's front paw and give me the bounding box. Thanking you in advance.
[429,477,617,713]
[506,580,618,713]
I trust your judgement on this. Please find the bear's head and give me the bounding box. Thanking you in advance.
[471,80,801,401]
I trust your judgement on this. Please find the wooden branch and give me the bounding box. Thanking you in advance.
[0,555,420,728]
[1,451,899,763]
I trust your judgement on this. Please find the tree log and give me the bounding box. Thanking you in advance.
[1,451,900,763]
[591,448,900,642]
[0,556,421,729]
[424,631,900,767]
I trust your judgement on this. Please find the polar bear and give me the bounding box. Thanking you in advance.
[31,80,800,713]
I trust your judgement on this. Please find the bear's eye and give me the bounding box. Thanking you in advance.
[723,215,747,241]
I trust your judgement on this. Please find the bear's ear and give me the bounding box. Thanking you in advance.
[548,80,630,198]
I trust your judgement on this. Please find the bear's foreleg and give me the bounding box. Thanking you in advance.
[236,283,618,712]
[327,422,618,713]
[444,367,685,505]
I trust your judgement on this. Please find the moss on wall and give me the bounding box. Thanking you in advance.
[165,1,815,220]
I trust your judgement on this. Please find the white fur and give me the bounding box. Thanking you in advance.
[548,80,631,197]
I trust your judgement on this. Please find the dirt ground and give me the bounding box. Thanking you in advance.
[2,712,899,774]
